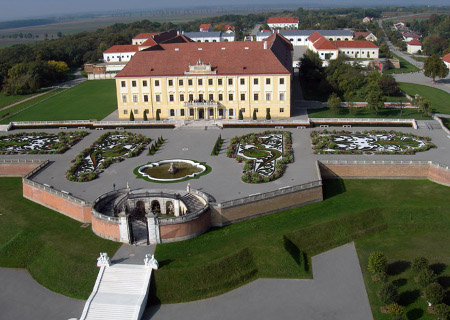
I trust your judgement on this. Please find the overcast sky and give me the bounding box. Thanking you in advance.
[1,0,448,21]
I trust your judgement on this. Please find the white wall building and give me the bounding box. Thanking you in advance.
[257,30,353,46]
[103,45,139,63]
[407,39,422,54]
[267,17,299,29]
[183,31,235,43]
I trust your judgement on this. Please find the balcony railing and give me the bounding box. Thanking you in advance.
[184,101,218,107]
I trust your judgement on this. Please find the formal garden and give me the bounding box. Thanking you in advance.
[0,131,88,155]
[226,131,293,183]
[311,130,435,155]
[66,131,150,182]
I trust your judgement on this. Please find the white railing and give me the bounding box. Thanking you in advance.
[218,180,322,209]
[319,160,432,165]
[0,159,46,164]
[311,118,415,123]
[184,101,218,107]
[221,119,310,125]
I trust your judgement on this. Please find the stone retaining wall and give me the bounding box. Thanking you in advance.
[0,163,42,176]
[22,183,91,223]
[428,164,450,186]
[159,210,211,243]
[91,215,121,241]
[211,185,323,226]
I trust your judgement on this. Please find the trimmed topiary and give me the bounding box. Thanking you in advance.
[130,110,135,121]
[412,257,429,273]
[418,268,437,288]
[368,252,388,275]
[425,283,445,306]
[143,111,148,121]
[379,283,399,305]
[266,109,271,120]
[238,109,243,120]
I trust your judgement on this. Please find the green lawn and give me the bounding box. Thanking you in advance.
[398,82,450,115]
[0,80,117,123]
[0,178,121,299]
[307,107,431,120]
[153,178,450,317]
[384,53,421,74]
[0,89,50,109]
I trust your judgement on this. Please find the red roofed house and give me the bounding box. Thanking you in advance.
[224,25,235,33]
[199,24,212,32]
[407,39,422,54]
[307,32,379,62]
[132,33,160,45]
[115,33,293,120]
[353,31,377,42]
[443,53,450,69]
[267,17,299,29]
[103,45,140,64]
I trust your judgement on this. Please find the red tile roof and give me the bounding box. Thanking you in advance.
[103,45,139,54]
[199,24,211,30]
[353,32,370,39]
[140,38,158,47]
[307,31,324,43]
[267,17,299,24]
[408,39,422,46]
[116,33,292,78]
[332,40,378,49]
[133,33,159,40]
[443,53,450,64]
[314,37,338,50]
[224,25,234,31]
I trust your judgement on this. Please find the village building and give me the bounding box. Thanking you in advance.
[182,31,235,43]
[442,53,450,70]
[407,39,422,54]
[353,31,378,42]
[114,33,293,120]
[199,24,212,32]
[267,17,299,29]
[256,29,354,45]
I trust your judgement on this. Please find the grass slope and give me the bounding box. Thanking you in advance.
[153,179,450,311]
[307,106,431,120]
[0,80,117,122]
[398,82,450,115]
[384,53,421,74]
[0,178,121,299]
[0,89,49,109]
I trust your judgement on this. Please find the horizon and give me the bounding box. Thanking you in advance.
[1,1,449,22]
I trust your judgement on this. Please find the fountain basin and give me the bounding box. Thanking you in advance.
[138,159,207,182]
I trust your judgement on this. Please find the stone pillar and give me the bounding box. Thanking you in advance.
[147,215,161,244]
[118,213,130,243]
[173,200,181,217]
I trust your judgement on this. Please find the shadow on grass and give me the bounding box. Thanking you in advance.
[158,259,174,268]
[399,289,421,306]
[438,276,450,290]
[406,308,424,320]
[388,260,411,276]
[322,178,346,200]
[392,278,407,288]
[430,263,446,276]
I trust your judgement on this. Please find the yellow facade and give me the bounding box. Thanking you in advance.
[116,74,291,120]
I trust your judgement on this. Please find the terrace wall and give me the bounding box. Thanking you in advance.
[0,162,42,176]
[91,214,121,241]
[159,210,211,243]
[211,183,323,226]
[23,182,92,223]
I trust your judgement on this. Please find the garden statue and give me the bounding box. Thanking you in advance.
[167,202,174,215]
[144,254,159,270]
[97,252,111,267]
[168,162,177,174]
[186,182,191,192]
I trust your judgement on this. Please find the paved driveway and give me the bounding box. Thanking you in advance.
[144,242,373,320]
[0,268,85,320]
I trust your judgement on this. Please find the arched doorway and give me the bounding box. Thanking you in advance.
[128,200,149,245]
[151,200,161,214]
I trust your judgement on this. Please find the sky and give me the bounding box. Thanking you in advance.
[1,0,448,21]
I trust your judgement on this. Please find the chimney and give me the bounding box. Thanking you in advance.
[263,41,267,50]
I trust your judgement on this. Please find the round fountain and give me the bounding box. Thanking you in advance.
[137,159,207,182]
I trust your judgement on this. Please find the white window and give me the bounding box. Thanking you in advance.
[133,94,138,103]
[122,94,127,103]
[280,93,285,101]
[134,109,139,114]
[280,108,284,113]
[155,95,160,102]
[266,93,271,101]
[123,110,128,114]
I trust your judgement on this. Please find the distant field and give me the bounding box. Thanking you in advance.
[0,80,117,122]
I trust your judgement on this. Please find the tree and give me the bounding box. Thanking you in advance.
[434,304,450,320]
[129,110,134,121]
[418,268,437,287]
[327,92,341,114]
[368,252,388,274]
[380,283,399,305]
[387,303,403,316]
[423,55,449,82]
[252,109,257,120]
[414,97,433,115]
[378,75,400,96]
[411,257,429,273]
[365,83,385,115]
[266,108,271,120]
[425,283,444,305]
[238,109,243,120]
[380,43,392,58]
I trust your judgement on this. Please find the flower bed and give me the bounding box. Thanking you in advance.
[311,129,435,155]
[227,131,293,183]
[66,131,150,182]
[0,131,88,155]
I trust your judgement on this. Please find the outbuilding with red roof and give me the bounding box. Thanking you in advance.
[407,39,422,54]
[267,17,299,29]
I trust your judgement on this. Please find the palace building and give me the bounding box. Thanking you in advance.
[115,33,293,120]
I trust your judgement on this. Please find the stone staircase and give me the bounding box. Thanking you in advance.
[181,193,205,213]
[80,264,152,320]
